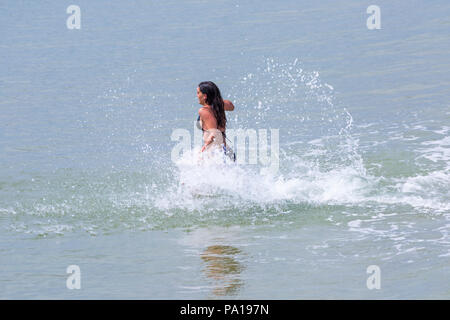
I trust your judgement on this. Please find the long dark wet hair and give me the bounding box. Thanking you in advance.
[198,81,226,129]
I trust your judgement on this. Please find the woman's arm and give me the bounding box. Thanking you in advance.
[201,132,215,152]
[199,108,217,152]
[224,99,234,111]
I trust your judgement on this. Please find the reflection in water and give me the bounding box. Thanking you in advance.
[201,245,244,297]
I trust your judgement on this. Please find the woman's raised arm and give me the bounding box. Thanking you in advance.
[223,99,235,111]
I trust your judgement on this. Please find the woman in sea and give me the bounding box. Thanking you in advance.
[196,81,236,161]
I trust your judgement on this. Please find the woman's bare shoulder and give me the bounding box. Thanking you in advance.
[199,106,213,117]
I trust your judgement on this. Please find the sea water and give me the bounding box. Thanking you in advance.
[0,0,449,299]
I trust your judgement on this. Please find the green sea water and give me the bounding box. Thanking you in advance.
[0,0,449,299]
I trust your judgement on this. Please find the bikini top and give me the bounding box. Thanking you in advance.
[196,115,203,131]
[196,110,227,138]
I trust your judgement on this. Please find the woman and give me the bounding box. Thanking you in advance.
[196,81,236,161]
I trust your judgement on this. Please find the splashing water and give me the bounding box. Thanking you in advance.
[3,58,449,237]
[154,58,372,214]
